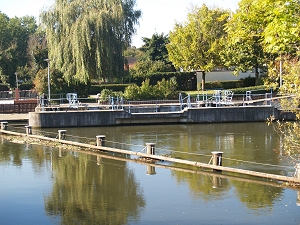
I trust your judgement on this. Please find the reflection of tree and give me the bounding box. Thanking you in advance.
[231,179,283,210]
[171,167,230,201]
[44,150,145,225]
[0,138,25,166]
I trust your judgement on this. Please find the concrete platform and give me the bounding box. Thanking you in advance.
[0,113,29,122]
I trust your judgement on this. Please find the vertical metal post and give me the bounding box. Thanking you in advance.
[58,130,67,140]
[146,143,156,155]
[44,59,51,102]
[211,151,223,172]
[146,165,156,175]
[1,122,8,131]
[96,135,106,146]
[25,125,32,135]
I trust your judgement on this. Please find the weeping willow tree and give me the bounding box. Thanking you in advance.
[41,0,141,84]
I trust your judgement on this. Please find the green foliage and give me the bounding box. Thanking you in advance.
[130,60,175,77]
[140,33,171,63]
[260,0,300,55]
[124,78,179,100]
[228,85,271,95]
[222,0,267,80]
[19,83,34,90]
[0,13,37,87]
[167,5,230,72]
[123,84,139,100]
[204,77,255,90]
[0,84,9,91]
[132,72,196,91]
[99,88,123,101]
[90,84,130,95]
[41,0,141,85]
[129,33,175,77]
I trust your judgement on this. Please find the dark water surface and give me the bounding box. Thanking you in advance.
[1,122,300,225]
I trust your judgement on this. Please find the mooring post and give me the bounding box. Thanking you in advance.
[96,135,106,146]
[212,175,222,188]
[58,130,67,140]
[211,151,224,172]
[146,165,156,175]
[97,155,103,165]
[1,121,8,131]
[146,143,156,155]
[25,125,32,135]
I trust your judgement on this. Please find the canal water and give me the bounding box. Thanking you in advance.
[0,122,300,224]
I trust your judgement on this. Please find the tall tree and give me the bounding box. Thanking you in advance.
[223,0,272,81]
[141,33,170,63]
[168,5,230,71]
[167,5,230,89]
[260,0,300,56]
[41,0,141,85]
[129,33,175,78]
[0,12,37,86]
[262,0,300,159]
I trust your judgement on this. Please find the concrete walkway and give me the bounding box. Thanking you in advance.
[0,113,29,122]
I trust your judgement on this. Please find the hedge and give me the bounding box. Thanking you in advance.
[89,84,130,95]
[0,84,9,91]
[204,77,256,90]
[132,72,197,91]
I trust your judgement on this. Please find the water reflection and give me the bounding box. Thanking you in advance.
[45,149,145,225]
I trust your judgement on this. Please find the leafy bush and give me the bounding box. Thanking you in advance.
[204,76,256,90]
[99,88,123,101]
[132,71,196,91]
[124,78,179,100]
[228,85,274,94]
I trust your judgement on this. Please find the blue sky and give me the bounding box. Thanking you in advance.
[0,0,239,47]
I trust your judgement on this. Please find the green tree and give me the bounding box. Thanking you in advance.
[261,0,300,160]
[167,5,230,89]
[129,33,175,78]
[260,0,300,56]
[41,0,141,85]
[223,0,268,81]
[0,13,37,87]
[141,33,171,63]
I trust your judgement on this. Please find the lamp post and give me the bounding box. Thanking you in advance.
[14,72,18,89]
[14,72,19,100]
[44,58,51,102]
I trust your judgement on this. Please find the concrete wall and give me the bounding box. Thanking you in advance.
[28,106,295,128]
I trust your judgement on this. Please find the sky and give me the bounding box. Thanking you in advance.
[0,0,239,47]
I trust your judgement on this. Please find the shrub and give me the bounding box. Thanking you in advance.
[123,78,179,100]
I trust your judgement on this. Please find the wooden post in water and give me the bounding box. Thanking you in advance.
[58,130,67,140]
[1,121,8,131]
[25,125,32,135]
[211,151,223,172]
[146,143,155,155]
[96,135,106,147]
